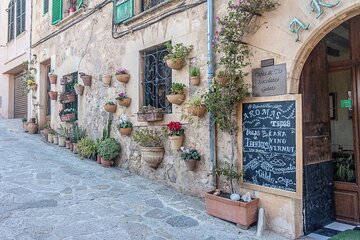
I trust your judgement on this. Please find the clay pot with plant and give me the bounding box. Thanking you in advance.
[70,124,87,154]
[115,68,130,83]
[137,106,163,122]
[115,90,131,107]
[185,95,207,117]
[132,128,165,169]
[57,125,70,147]
[98,138,120,167]
[104,101,117,113]
[79,72,92,86]
[166,83,186,105]
[74,83,84,95]
[189,67,201,86]
[164,42,193,70]
[27,118,38,134]
[77,137,97,159]
[167,121,185,151]
[180,147,201,171]
[117,115,133,136]
[48,91,58,101]
[49,70,57,84]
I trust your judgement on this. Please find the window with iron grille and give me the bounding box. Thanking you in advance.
[143,46,172,113]
[142,0,166,12]
[15,0,25,36]
[7,0,15,42]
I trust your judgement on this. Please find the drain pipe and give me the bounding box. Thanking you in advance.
[207,0,216,188]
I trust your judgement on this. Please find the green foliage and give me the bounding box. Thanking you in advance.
[117,121,133,129]
[102,118,112,141]
[185,95,203,107]
[58,124,71,139]
[77,138,97,159]
[70,124,86,143]
[169,83,186,95]
[213,164,243,193]
[180,147,201,161]
[132,128,165,147]
[189,67,200,77]
[98,138,120,161]
[163,42,193,61]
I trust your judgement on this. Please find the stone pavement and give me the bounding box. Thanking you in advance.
[0,119,288,240]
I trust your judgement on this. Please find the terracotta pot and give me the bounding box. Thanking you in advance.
[96,155,101,164]
[118,128,132,136]
[41,129,48,140]
[166,94,186,105]
[187,105,207,117]
[81,75,92,86]
[185,159,198,171]
[166,58,185,70]
[74,85,84,95]
[23,122,28,132]
[73,143,78,154]
[53,135,59,145]
[49,75,57,84]
[214,76,230,85]
[169,135,184,151]
[27,123,38,134]
[48,91,58,100]
[102,75,111,85]
[58,136,66,147]
[115,74,130,84]
[140,147,164,169]
[65,140,71,149]
[205,191,259,229]
[48,134,54,143]
[104,104,117,113]
[190,76,200,86]
[60,115,68,122]
[101,157,113,167]
[64,94,76,103]
[117,98,131,107]
[69,143,74,151]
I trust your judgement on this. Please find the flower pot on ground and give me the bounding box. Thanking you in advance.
[115,68,130,83]
[96,155,101,164]
[133,128,165,169]
[65,140,71,149]
[74,83,84,95]
[214,69,229,85]
[48,91,58,100]
[100,157,112,167]
[27,118,38,134]
[180,147,201,171]
[117,116,133,136]
[77,137,97,159]
[79,72,92,86]
[69,142,74,151]
[22,117,28,132]
[49,70,57,84]
[98,138,120,167]
[166,83,186,105]
[58,136,66,147]
[73,143,78,154]
[104,101,117,113]
[189,67,201,86]
[137,106,163,122]
[115,90,131,107]
[48,133,54,143]
[164,42,193,70]
[53,135,59,145]
[58,124,71,147]
[167,121,185,151]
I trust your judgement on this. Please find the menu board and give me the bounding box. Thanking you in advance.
[241,99,298,192]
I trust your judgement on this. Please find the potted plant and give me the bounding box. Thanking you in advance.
[166,83,186,105]
[115,90,131,107]
[74,83,84,95]
[167,121,185,151]
[117,115,133,136]
[64,91,76,103]
[79,72,92,87]
[27,118,38,134]
[164,42,193,70]
[47,127,55,143]
[115,67,130,83]
[137,106,163,122]
[49,70,57,84]
[70,124,86,154]
[214,69,229,85]
[77,137,97,159]
[27,79,37,91]
[62,108,76,122]
[180,147,201,171]
[190,67,201,86]
[104,101,117,113]
[48,91,58,100]
[186,95,207,117]
[98,138,120,167]
[53,132,59,145]
[103,74,112,85]
[57,125,70,147]
[133,128,165,169]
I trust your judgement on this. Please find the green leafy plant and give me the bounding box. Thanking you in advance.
[132,128,165,147]
[117,115,133,129]
[77,138,97,159]
[169,83,186,95]
[215,69,226,78]
[105,101,115,105]
[102,118,112,140]
[180,147,201,161]
[58,124,71,139]
[185,94,203,107]
[98,138,120,161]
[163,42,193,61]
[213,164,243,194]
[189,67,200,77]
[70,124,86,143]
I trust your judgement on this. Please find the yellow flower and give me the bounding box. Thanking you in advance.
[27,79,36,86]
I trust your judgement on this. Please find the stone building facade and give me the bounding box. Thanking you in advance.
[30,0,360,239]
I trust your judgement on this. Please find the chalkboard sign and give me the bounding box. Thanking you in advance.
[239,95,302,198]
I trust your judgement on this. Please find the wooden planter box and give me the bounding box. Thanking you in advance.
[205,191,259,229]
[137,112,163,122]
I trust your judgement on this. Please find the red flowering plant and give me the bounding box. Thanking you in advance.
[167,121,185,137]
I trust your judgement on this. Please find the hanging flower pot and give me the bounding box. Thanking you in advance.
[180,147,201,171]
[189,67,201,86]
[116,74,130,83]
[214,70,229,85]
[60,77,68,85]
[48,91,58,100]
[187,105,207,117]
[169,135,184,150]
[166,94,186,105]
[102,75,111,86]
[185,159,198,171]
[64,93,76,103]
[104,102,117,113]
[74,84,84,95]
[79,73,92,86]
[117,97,131,107]
[190,76,200,86]
[166,58,185,70]
[118,128,132,136]
[140,147,164,169]
[49,74,57,84]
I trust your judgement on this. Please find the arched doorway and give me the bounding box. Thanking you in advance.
[300,15,360,234]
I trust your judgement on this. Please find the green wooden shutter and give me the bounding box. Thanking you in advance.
[114,0,133,24]
[77,0,83,8]
[52,0,62,25]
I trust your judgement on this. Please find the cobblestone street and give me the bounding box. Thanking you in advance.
[0,119,286,240]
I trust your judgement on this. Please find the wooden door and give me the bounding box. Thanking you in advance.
[14,74,28,118]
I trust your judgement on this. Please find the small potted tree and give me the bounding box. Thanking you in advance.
[185,95,207,117]
[104,101,117,113]
[98,138,120,167]
[180,147,201,171]
[79,72,92,86]
[115,67,130,83]
[167,121,185,151]
[115,90,131,107]
[49,70,57,84]
[133,128,165,169]
[189,67,201,86]
[117,115,133,136]
[166,83,186,105]
[164,42,193,70]
[74,83,84,95]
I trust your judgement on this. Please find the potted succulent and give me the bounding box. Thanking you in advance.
[180,147,201,171]
[27,118,38,134]
[47,127,56,143]
[164,42,193,70]
[48,91,58,100]
[98,138,120,167]
[167,121,185,151]
[186,95,207,117]
[104,101,117,113]
[190,67,201,86]
[115,90,131,107]
[117,115,133,136]
[49,70,57,84]
[77,137,97,159]
[137,105,163,122]
[57,125,70,147]
[214,69,229,85]
[115,67,130,83]
[74,83,84,95]
[70,124,86,154]
[133,128,165,169]
[79,72,92,86]
[53,132,59,145]
[27,79,37,91]
[166,83,186,105]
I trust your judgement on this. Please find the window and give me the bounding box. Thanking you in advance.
[114,0,133,24]
[7,0,15,42]
[16,0,25,36]
[43,0,49,14]
[143,46,172,113]
[142,0,166,12]
[52,0,84,25]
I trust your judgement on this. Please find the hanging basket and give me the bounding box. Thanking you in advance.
[102,75,112,86]
[187,105,207,117]
[118,128,132,136]
[48,91,58,100]
[74,85,84,95]
[116,74,130,84]
[81,75,92,87]
[166,94,186,105]
[104,104,117,113]
[214,76,230,85]
[117,97,131,107]
[166,58,185,70]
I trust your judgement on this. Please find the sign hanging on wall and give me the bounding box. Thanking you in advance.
[252,63,287,97]
[239,95,303,199]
